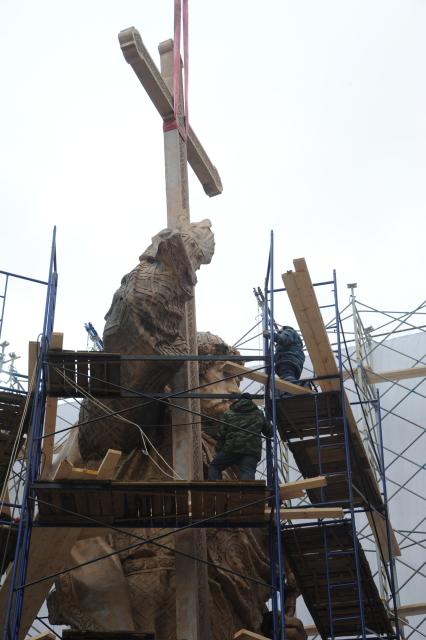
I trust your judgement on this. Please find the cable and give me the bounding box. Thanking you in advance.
[53,368,182,481]
[42,362,273,446]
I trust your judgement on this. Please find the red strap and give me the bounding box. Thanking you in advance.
[183,0,189,136]
[163,116,178,132]
[163,0,189,136]
[173,0,182,125]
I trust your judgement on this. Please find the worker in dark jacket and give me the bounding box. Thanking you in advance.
[274,326,305,382]
[208,393,272,480]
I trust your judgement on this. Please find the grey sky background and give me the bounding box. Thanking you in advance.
[1,0,426,364]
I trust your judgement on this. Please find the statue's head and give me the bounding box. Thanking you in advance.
[180,218,215,269]
[198,331,242,422]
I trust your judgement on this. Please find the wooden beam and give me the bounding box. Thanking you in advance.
[283,258,401,559]
[266,506,343,520]
[234,630,269,640]
[399,602,426,617]
[224,362,312,395]
[40,333,63,480]
[344,366,426,384]
[28,341,39,385]
[367,509,400,562]
[365,366,426,384]
[96,449,122,479]
[279,476,327,500]
[280,507,343,519]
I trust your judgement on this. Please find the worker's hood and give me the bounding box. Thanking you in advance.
[230,397,257,413]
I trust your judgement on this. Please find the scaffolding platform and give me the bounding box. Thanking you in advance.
[0,389,29,493]
[33,480,269,528]
[283,521,394,638]
[276,390,383,511]
[45,350,256,398]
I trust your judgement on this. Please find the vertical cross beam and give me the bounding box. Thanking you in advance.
[158,39,210,640]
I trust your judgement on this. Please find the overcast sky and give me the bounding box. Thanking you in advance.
[1,0,425,366]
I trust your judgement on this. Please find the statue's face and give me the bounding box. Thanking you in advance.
[182,219,215,268]
[199,361,241,419]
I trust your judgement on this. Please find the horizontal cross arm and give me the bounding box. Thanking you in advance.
[118,27,223,197]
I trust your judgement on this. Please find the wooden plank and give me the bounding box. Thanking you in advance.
[234,630,269,640]
[281,507,343,519]
[76,356,89,392]
[28,341,39,385]
[283,258,401,558]
[266,507,343,520]
[365,366,426,384]
[96,449,121,479]
[202,487,216,518]
[368,511,401,562]
[40,333,63,479]
[279,476,327,500]
[399,602,426,617]
[90,359,107,396]
[53,459,74,480]
[190,488,204,518]
[224,361,312,395]
[226,485,244,520]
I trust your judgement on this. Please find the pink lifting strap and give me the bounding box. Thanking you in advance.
[183,0,189,136]
[163,0,189,137]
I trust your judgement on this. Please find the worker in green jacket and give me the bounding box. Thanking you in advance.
[208,393,272,480]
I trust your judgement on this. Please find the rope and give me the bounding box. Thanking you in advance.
[53,367,182,480]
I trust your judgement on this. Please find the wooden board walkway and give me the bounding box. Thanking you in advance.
[34,480,270,528]
[283,521,393,638]
[276,390,383,511]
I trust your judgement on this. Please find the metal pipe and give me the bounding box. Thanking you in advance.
[334,269,367,640]
[267,231,286,640]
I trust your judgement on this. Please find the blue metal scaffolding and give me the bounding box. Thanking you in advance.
[2,228,57,640]
[0,229,402,640]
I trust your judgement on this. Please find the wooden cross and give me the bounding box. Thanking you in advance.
[119,26,222,640]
